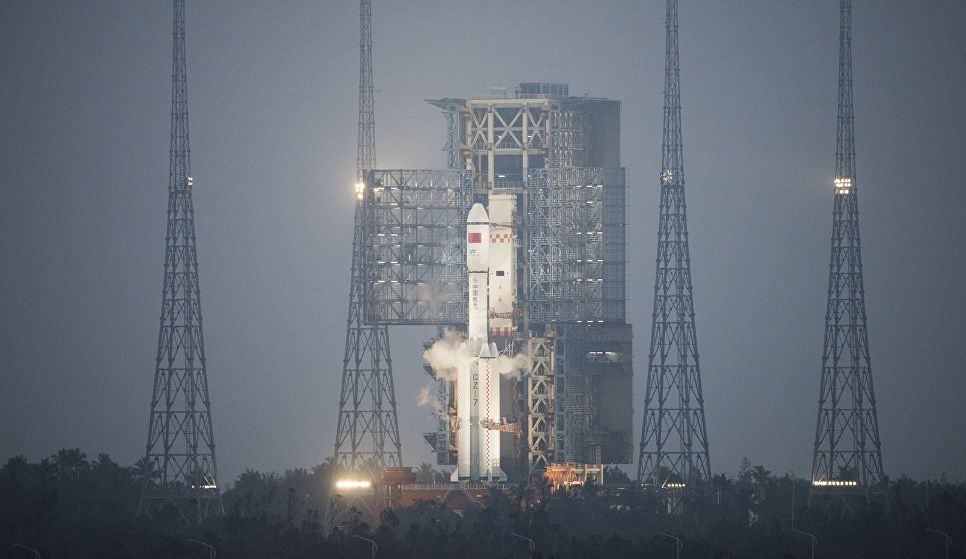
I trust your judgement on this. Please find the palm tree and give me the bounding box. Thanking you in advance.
[415,462,435,484]
[51,448,89,481]
[131,456,152,484]
[0,455,29,496]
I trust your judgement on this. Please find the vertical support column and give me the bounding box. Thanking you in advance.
[486,105,495,187]
[527,336,555,474]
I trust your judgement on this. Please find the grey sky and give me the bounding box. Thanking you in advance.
[2,0,965,485]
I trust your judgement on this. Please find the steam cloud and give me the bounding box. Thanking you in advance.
[422,328,530,384]
[417,384,434,407]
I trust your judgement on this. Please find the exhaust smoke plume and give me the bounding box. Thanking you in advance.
[422,328,530,382]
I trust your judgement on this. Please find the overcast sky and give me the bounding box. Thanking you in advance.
[2,0,965,485]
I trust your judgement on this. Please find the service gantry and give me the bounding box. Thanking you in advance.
[361,82,634,484]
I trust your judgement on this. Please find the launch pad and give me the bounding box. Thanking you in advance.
[359,84,633,484]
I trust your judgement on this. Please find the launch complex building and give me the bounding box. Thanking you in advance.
[361,83,633,485]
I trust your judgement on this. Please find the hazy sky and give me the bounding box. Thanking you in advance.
[2,0,965,485]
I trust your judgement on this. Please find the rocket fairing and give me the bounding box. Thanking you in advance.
[454,202,508,481]
[466,203,490,343]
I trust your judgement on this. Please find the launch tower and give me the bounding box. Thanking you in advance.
[360,84,633,484]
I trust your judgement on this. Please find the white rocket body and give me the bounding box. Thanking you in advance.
[454,202,508,481]
[466,203,489,342]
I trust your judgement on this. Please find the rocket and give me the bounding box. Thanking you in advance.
[454,202,507,481]
[466,203,490,342]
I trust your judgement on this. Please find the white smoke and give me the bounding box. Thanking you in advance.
[492,353,530,377]
[421,329,473,382]
[416,384,434,407]
[422,328,531,381]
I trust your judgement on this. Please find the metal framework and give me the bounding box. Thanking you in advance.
[363,169,473,325]
[638,0,712,491]
[554,323,634,465]
[327,0,402,531]
[425,330,457,465]
[527,167,626,324]
[526,336,555,473]
[139,0,223,522]
[333,0,402,478]
[810,0,885,501]
[462,99,549,187]
[549,110,585,169]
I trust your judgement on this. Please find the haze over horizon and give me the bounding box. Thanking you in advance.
[2,0,965,485]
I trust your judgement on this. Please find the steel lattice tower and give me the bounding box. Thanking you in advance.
[809,0,884,501]
[332,0,402,480]
[638,0,712,492]
[139,0,223,522]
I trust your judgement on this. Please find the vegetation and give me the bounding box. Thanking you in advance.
[1,451,963,558]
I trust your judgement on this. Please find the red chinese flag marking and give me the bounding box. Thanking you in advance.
[468,232,482,243]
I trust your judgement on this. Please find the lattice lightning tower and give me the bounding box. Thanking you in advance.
[332,0,403,479]
[810,0,885,500]
[139,0,224,522]
[638,0,712,491]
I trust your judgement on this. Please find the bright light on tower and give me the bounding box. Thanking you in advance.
[335,479,372,490]
[834,176,852,194]
[811,479,858,487]
[355,182,365,200]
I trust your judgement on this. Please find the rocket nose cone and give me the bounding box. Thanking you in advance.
[468,203,489,223]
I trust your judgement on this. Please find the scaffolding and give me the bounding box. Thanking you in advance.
[549,110,585,168]
[427,99,464,170]
[526,335,555,474]
[527,167,626,324]
[459,98,549,188]
[362,169,473,325]
[553,322,633,465]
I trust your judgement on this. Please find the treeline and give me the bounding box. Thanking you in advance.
[0,451,963,558]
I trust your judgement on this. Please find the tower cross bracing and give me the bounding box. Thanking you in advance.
[810,0,885,501]
[139,0,224,522]
[638,0,712,491]
[332,0,402,481]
